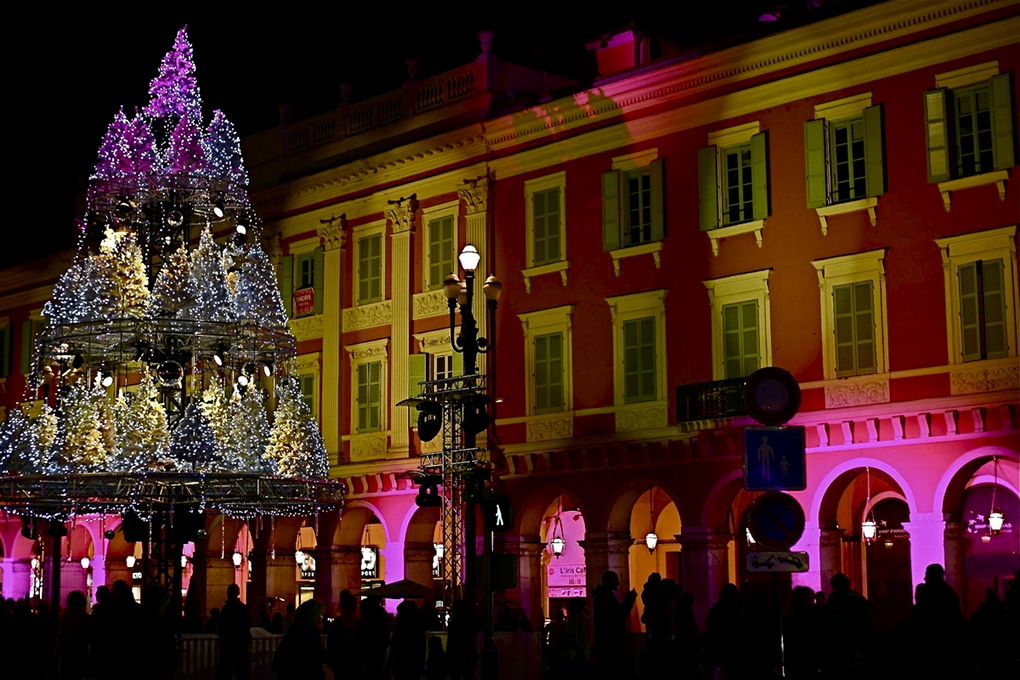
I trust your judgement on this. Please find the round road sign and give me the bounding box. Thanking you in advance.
[744,366,801,426]
[747,491,805,551]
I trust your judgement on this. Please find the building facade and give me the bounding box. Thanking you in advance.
[1,0,1018,628]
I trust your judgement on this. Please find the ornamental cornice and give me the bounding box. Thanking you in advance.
[294,353,321,372]
[412,290,450,319]
[346,338,389,363]
[342,300,392,331]
[385,195,417,234]
[616,404,668,432]
[527,415,573,442]
[288,314,323,341]
[317,213,347,251]
[824,376,890,409]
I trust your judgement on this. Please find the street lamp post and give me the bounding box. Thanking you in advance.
[414,244,501,677]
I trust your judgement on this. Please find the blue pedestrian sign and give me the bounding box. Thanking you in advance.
[743,426,806,491]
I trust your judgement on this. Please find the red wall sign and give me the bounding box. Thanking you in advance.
[293,287,315,316]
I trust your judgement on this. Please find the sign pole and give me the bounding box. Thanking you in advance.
[774,572,786,678]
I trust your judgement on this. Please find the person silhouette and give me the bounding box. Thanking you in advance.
[758,437,774,481]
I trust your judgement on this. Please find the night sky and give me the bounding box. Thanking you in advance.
[6,1,850,269]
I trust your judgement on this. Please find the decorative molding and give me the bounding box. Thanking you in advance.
[707,219,764,257]
[343,300,392,331]
[611,148,659,171]
[814,92,872,120]
[385,195,418,234]
[346,338,389,363]
[412,289,450,319]
[294,353,321,372]
[816,197,878,235]
[458,176,489,215]
[824,376,891,409]
[522,260,570,293]
[608,242,662,277]
[414,328,455,352]
[937,170,1009,212]
[707,122,759,148]
[289,314,324,341]
[317,213,347,251]
[527,415,574,442]
[349,433,389,462]
[935,59,999,89]
[616,403,668,432]
[949,359,1020,395]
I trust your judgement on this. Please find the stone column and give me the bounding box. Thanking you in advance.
[385,200,415,455]
[203,555,240,615]
[312,546,362,612]
[317,216,346,468]
[1,558,32,599]
[943,521,966,609]
[458,177,490,377]
[579,532,633,602]
[791,521,843,593]
[678,527,732,627]
[404,541,436,591]
[504,535,547,626]
[903,512,947,595]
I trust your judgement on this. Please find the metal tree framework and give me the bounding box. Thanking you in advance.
[0,27,345,613]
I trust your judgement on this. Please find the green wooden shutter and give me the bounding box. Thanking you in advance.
[924,89,951,182]
[408,353,428,398]
[452,351,464,377]
[698,146,719,231]
[602,170,621,251]
[958,262,980,362]
[548,333,563,410]
[722,304,742,379]
[0,324,10,378]
[534,335,548,412]
[751,132,769,221]
[649,158,665,242]
[370,235,382,302]
[639,318,656,399]
[312,247,325,315]
[853,282,876,374]
[533,191,548,265]
[279,254,294,318]
[19,321,31,374]
[982,259,1007,359]
[863,104,885,197]
[833,285,856,377]
[989,73,1016,171]
[741,301,760,377]
[623,319,639,400]
[804,119,828,209]
[357,363,369,431]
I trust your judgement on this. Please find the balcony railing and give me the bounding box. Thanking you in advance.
[676,378,747,422]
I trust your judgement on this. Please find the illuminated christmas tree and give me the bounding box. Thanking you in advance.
[92,228,151,319]
[43,255,100,325]
[150,242,195,317]
[233,240,288,328]
[205,110,248,187]
[57,381,112,473]
[0,410,39,476]
[113,374,170,472]
[144,26,203,125]
[185,226,234,322]
[164,116,205,176]
[265,378,328,479]
[169,400,221,472]
[228,387,273,473]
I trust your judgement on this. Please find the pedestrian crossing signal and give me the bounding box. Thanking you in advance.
[483,494,513,532]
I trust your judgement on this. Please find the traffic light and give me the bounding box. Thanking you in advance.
[482,493,513,532]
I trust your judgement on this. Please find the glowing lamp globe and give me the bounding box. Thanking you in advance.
[458,244,480,272]
[126,555,136,569]
[232,551,243,568]
[550,537,566,558]
[862,519,878,544]
[989,510,1004,534]
[80,557,91,570]
[645,531,658,553]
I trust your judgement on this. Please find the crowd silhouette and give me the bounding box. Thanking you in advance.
[0,566,1017,678]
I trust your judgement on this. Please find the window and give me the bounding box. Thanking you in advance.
[925,69,1014,182]
[704,270,772,381]
[805,95,885,211]
[347,338,388,438]
[523,172,569,291]
[606,290,667,414]
[519,306,574,417]
[811,250,889,380]
[408,349,463,398]
[422,202,458,291]
[356,362,382,432]
[294,353,320,423]
[699,124,769,231]
[935,226,1017,365]
[279,239,324,318]
[356,230,384,306]
[602,151,664,251]
[300,374,316,415]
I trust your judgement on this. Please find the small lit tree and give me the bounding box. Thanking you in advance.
[265,377,328,478]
